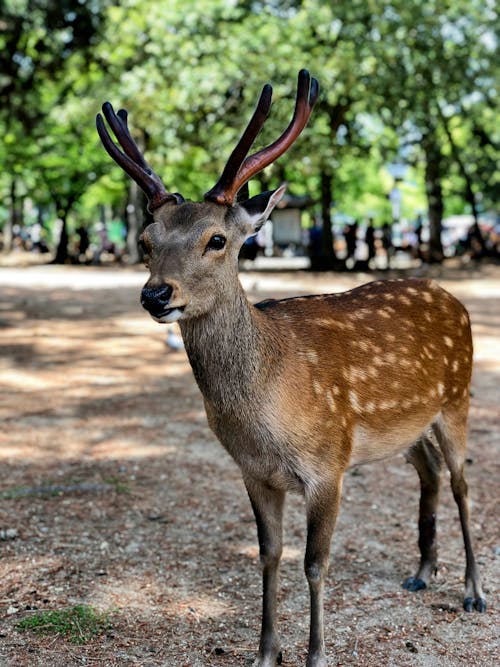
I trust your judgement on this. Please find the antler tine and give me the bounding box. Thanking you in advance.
[205,70,319,206]
[96,111,144,180]
[234,70,319,199]
[204,84,273,204]
[96,103,175,212]
[113,107,150,168]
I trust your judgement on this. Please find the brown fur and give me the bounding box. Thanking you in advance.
[138,203,486,667]
[98,73,485,664]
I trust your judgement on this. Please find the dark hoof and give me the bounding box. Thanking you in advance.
[464,597,487,613]
[403,576,427,592]
[277,652,283,665]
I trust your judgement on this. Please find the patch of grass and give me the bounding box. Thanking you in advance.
[0,484,46,500]
[1,478,131,499]
[16,605,112,644]
[104,476,130,494]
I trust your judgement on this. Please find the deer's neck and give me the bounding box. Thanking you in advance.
[179,283,273,412]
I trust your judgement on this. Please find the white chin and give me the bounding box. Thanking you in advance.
[154,309,184,324]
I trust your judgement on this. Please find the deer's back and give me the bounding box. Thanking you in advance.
[253,278,472,473]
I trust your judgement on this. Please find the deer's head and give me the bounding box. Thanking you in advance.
[96,70,319,323]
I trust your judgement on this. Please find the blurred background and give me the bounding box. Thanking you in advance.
[0,0,498,269]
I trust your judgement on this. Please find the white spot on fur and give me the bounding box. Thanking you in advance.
[423,292,433,303]
[452,360,459,373]
[437,382,445,396]
[326,391,336,412]
[351,367,368,381]
[444,336,454,348]
[349,390,361,412]
[306,350,318,364]
[313,380,322,395]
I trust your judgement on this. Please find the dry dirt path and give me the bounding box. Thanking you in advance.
[0,262,499,666]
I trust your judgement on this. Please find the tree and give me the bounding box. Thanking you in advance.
[34,108,101,263]
[1,0,497,266]
[0,0,108,256]
[366,0,499,260]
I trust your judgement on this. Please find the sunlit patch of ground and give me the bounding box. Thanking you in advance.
[0,261,498,666]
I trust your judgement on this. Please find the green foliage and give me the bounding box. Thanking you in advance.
[0,0,497,260]
[16,605,112,644]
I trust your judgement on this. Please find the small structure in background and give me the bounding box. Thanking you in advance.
[238,192,315,268]
[271,192,315,256]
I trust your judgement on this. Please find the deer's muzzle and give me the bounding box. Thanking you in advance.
[140,284,174,318]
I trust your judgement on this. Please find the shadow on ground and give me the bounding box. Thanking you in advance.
[0,266,499,666]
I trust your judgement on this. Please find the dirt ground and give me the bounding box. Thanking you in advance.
[0,258,498,667]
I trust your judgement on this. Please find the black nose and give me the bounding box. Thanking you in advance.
[140,284,173,316]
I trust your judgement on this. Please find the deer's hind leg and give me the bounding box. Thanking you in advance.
[404,435,442,592]
[433,404,486,612]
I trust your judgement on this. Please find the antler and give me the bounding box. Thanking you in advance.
[96,103,179,212]
[204,69,319,206]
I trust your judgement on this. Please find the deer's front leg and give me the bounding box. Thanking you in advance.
[305,477,343,667]
[244,476,285,667]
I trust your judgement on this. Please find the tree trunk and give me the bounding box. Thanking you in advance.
[309,168,340,271]
[438,109,488,256]
[51,194,77,264]
[53,214,69,264]
[3,178,17,252]
[317,169,339,270]
[422,133,444,263]
[309,101,350,271]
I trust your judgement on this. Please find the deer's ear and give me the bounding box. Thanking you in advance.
[238,184,287,234]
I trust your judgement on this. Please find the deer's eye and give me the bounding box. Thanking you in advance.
[205,234,226,252]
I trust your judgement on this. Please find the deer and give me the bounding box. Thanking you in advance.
[96,70,486,667]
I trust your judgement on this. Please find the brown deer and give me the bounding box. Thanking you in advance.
[96,70,486,667]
